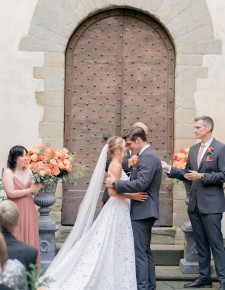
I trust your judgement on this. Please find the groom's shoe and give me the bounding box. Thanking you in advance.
[184,278,212,288]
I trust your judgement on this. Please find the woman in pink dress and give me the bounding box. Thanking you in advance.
[2,145,42,266]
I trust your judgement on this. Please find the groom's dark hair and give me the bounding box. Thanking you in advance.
[128,127,147,142]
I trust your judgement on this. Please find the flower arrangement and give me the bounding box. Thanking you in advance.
[172,148,189,169]
[27,145,86,186]
[164,148,190,189]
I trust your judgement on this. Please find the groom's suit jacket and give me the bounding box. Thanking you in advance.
[116,146,162,220]
[169,138,225,214]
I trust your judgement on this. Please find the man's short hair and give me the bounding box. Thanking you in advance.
[128,126,147,142]
[0,200,19,232]
[194,116,214,132]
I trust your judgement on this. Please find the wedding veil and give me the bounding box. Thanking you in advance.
[46,144,108,273]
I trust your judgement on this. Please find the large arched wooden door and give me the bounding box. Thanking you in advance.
[63,9,175,226]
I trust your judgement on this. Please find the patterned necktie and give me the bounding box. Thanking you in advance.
[197,144,205,168]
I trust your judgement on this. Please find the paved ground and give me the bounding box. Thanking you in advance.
[155,266,220,289]
[156,280,220,289]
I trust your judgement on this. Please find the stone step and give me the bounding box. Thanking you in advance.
[152,244,184,266]
[152,227,177,245]
[156,265,217,281]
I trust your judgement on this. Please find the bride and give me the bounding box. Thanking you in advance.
[46,136,147,290]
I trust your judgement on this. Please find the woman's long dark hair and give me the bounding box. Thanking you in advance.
[7,145,28,170]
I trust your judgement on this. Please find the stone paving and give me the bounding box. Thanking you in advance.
[156,280,220,289]
[156,266,219,289]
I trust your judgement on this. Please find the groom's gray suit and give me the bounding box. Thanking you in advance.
[116,145,162,290]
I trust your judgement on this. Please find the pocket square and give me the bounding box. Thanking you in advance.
[206,156,213,161]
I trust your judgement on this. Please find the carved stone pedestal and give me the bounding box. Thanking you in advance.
[34,179,59,271]
[180,222,199,274]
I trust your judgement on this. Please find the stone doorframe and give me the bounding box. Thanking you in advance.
[20,0,221,233]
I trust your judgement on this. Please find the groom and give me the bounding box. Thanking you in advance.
[106,126,162,290]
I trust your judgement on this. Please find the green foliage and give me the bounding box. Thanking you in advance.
[68,162,87,185]
[27,264,53,290]
[0,178,6,202]
[0,178,3,190]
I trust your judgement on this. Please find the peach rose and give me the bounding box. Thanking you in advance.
[31,154,38,161]
[52,166,60,176]
[64,159,71,166]
[32,148,40,154]
[39,170,47,177]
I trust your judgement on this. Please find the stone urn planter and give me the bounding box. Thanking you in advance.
[34,178,59,271]
[180,180,199,274]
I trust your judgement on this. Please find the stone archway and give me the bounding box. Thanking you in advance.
[63,8,175,226]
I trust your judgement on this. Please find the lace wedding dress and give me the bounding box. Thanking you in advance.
[47,145,137,290]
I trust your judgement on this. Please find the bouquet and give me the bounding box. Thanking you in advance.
[163,148,189,188]
[27,145,85,186]
[172,148,189,169]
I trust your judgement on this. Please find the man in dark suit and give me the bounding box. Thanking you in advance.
[0,200,38,289]
[3,231,38,272]
[162,116,225,290]
[106,126,162,290]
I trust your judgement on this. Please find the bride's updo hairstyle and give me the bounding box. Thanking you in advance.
[107,136,124,156]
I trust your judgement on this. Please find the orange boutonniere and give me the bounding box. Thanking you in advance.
[130,155,138,166]
[207,146,214,155]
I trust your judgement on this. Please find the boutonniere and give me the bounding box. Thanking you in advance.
[129,155,138,169]
[206,146,214,155]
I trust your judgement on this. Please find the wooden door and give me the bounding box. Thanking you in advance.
[63,9,175,226]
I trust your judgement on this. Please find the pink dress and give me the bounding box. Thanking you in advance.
[8,175,40,266]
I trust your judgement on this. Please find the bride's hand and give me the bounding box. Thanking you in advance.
[133,192,148,202]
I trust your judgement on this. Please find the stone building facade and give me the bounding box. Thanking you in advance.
[1,0,225,248]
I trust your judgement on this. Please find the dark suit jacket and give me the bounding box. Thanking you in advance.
[3,231,38,272]
[116,146,162,220]
[169,138,225,214]
[102,151,131,204]
[0,232,37,290]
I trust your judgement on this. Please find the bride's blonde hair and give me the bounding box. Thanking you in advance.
[107,136,124,156]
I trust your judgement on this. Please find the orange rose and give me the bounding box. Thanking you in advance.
[62,148,69,154]
[128,155,138,166]
[31,154,38,161]
[58,162,66,170]
[32,148,40,154]
[52,166,60,176]
[39,170,47,177]
[64,159,71,166]
[66,164,72,171]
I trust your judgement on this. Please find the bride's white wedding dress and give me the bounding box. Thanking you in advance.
[46,145,137,290]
